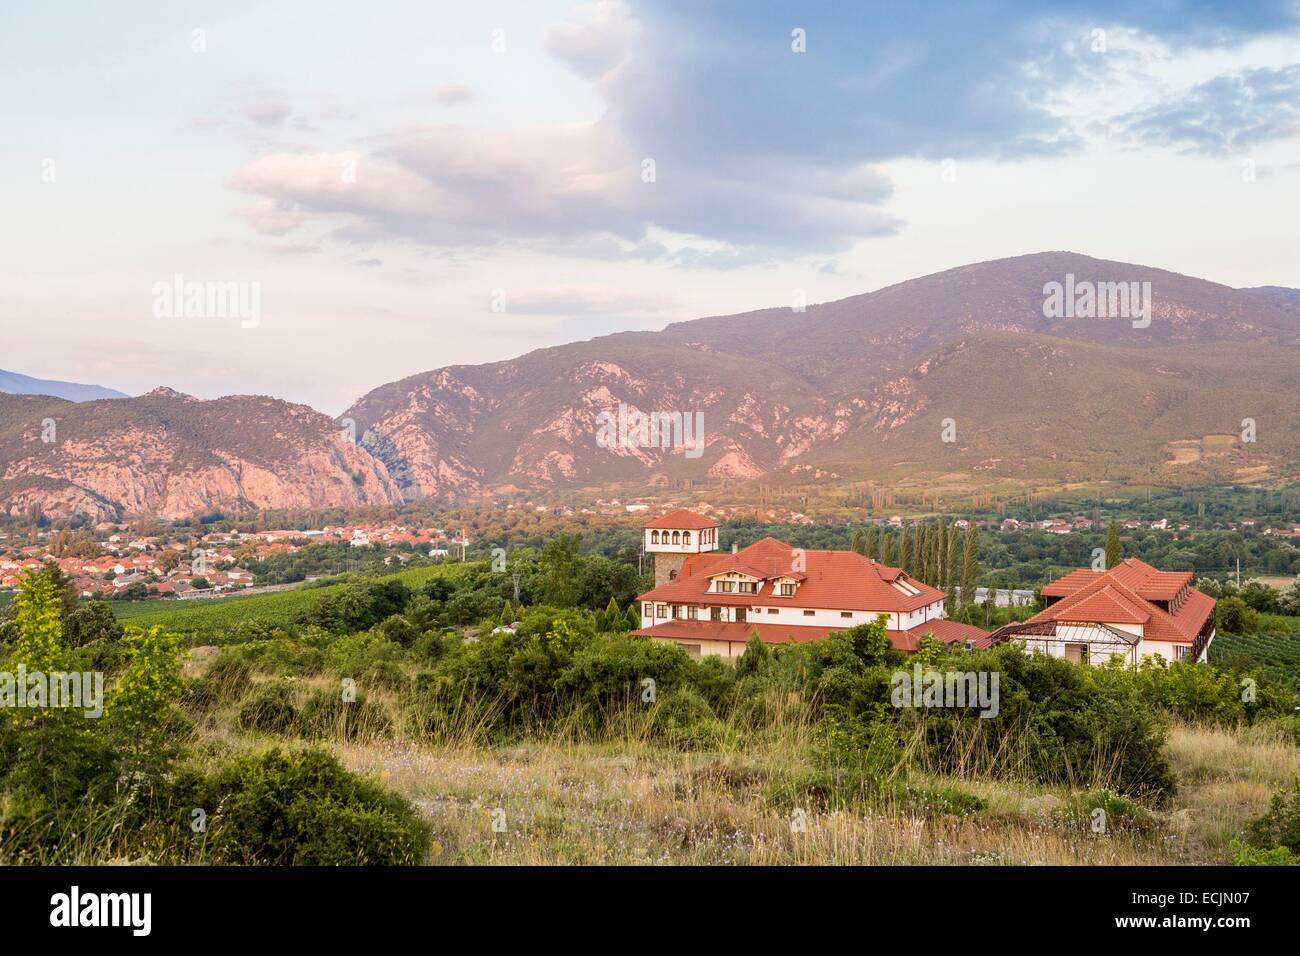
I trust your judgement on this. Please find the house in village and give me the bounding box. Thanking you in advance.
[989,557,1215,664]
[631,510,989,658]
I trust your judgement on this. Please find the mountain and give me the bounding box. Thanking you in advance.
[0,368,128,402]
[1241,286,1300,314]
[4,252,1298,521]
[0,388,402,522]
[344,252,1300,500]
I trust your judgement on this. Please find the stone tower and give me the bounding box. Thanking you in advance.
[643,509,720,586]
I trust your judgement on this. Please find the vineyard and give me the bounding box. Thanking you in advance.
[110,563,465,639]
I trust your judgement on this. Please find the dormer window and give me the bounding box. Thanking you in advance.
[717,580,734,593]
[737,581,758,594]
[779,583,796,596]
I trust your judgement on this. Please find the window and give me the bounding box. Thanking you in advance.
[671,531,680,544]
[716,580,734,593]
[676,642,701,657]
[1175,645,1191,661]
[668,569,677,580]
[803,609,816,617]
[682,531,691,545]
[738,581,757,594]
[840,611,853,618]
[672,605,683,619]
[650,530,659,544]
[710,606,722,621]
[687,605,698,620]
[655,604,667,618]
[735,608,747,623]
[767,608,779,614]
[643,603,652,618]
[779,583,796,596]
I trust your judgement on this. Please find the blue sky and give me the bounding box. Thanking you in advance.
[2,0,1299,413]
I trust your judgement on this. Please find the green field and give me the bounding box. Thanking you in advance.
[1211,627,1300,695]
[111,563,466,639]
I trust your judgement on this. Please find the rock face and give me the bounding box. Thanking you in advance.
[0,390,402,521]
[343,252,1300,498]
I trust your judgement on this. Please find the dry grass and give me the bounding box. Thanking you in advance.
[315,720,1296,865]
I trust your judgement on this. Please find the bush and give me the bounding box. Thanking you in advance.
[236,682,299,734]
[179,748,429,864]
[1247,777,1300,854]
[650,687,725,750]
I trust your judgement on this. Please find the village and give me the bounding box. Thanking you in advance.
[0,523,468,600]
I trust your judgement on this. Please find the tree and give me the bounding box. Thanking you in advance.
[865,526,878,560]
[898,525,911,575]
[1105,520,1122,569]
[624,604,642,631]
[109,624,187,771]
[944,521,959,615]
[880,531,894,566]
[1215,596,1257,635]
[64,601,124,648]
[13,566,67,673]
[850,529,865,555]
[960,524,980,608]
[540,535,581,607]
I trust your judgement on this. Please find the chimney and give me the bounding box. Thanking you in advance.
[731,541,738,554]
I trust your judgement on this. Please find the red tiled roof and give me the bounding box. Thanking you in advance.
[632,616,991,653]
[1027,558,1213,643]
[642,509,720,530]
[637,537,945,614]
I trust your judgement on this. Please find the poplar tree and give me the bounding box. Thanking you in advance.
[944,522,959,614]
[1105,520,1122,569]
[961,524,980,608]
[865,526,878,560]
[851,529,865,555]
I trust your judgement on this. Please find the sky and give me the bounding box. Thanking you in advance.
[2,0,1299,414]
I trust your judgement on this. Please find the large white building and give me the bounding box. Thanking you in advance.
[632,510,988,658]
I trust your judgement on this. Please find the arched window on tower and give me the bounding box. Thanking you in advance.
[672,531,681,544]
[650,530,659,544]
[682,531,691,546]
[668,569,677,580]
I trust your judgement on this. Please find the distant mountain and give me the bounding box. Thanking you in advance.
[0,368,128,402]
[4,252,1298,520]
[344,252,1300,500]
[1241,286,1300,313]
[0,388,401,522]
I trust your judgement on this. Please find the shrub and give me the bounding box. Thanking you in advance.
[650,686,725,751]
[180,748,428,864]
[1247,777,1300,854]
[236,682,299,734]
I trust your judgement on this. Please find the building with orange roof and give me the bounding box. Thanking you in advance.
[988,557,1215,665]
[632,510,988,659]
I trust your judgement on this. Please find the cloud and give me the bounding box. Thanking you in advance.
[432,83,474,105]
[227,0,1300,262]
[1116,65,1300,152]
[241,98,293,127]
